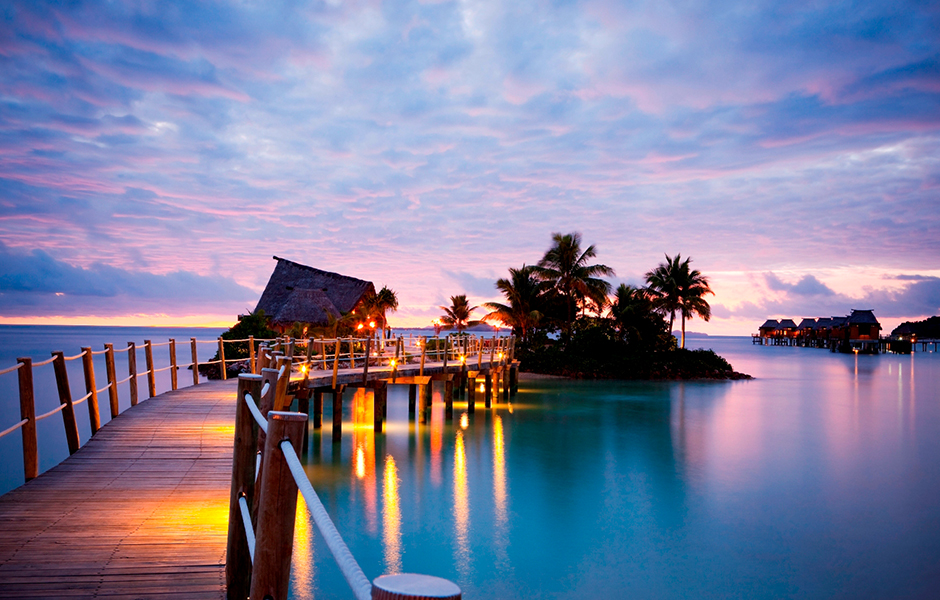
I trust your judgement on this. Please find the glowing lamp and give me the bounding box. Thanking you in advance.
[357,323,364,330]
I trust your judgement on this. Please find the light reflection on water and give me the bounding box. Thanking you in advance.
[289,338,940,599]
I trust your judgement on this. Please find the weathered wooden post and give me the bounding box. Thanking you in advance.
[144,340,156,398]
[304,338,314,373]
[419,337,427,377]
[104,344,119,418]
[484,369,493,408]
[218,337,227,381]
[408,385,417,416]
[362,337,372,386]
[16,357,38,481]
[502,366,511,401]
[226,374,263,600]
[443,336,450,370]
[80,348,101,434]
[477,336,483,369]
[332,384,346,443]
[489,336,496,368]
[312,389,324,429]
[274,356,292,412]
[51,351,80,454]
[190,338,200,386]
[169,339,178,391]
[320,338,327,371]
[127,342,139,406]
[249,335,256,374]
[444,377,454,420]
[331,340,340,389]
[467,372,477,414]
[420,381,432,424]
[510,362,519,396]
[250,411,306,600]
[348,338,356,370]
[373,381,387,433]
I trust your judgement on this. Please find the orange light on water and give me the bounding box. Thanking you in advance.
[460,413,469,430]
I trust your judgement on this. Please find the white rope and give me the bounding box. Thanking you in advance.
[113,346,131,354]
[32,356,56,367]
[243,393,268,434]
[260,382,271,398]
[35,403,67,421]
[72,391,92,406]
[153,365,174,373]
[63,351,86,361]
[238,495,256,563]
[116,374,134,385]
[91,349,109,355]
[0,363,24,376]
[96,382,112,395]
[149,341,171,347]
[281,440,372,600]
[0,419,28,440]
[278,364,286,377]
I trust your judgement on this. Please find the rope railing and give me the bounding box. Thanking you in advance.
[63,351,86,361]
[32,356,56,367]
[281,439,373,600]
[0,419,28,440]
[35,402,67,422]
[0,363,24,376]
[71,391,93,407]
[91,348,109,355]
[238,495,256,562]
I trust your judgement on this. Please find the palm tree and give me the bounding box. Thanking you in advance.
[440,295,481,333]
[482,265,545,343]
[645,254,713,349]
[532,232,614,337]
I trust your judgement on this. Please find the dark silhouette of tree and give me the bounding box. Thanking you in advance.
[533,232,614,338]
[440,294,481,333]
[645,254,712,348]
[482,265,545,343]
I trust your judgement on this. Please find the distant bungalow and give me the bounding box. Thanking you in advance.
[254,256,375,333]
[753,309,884,353]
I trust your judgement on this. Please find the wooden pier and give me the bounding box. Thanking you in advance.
[0,334,516,598]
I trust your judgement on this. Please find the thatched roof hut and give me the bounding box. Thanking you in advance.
[254,256,375,330]
[797,318,817,330]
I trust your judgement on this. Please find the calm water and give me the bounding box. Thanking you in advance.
[291,337,940,599]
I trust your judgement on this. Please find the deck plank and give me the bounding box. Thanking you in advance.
[0,380,238,600]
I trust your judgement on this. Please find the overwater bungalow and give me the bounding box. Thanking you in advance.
[254,256,375,333]
[759,319,779,337]
[754,310,884,353]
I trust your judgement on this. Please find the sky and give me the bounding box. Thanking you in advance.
[1,0,938,335]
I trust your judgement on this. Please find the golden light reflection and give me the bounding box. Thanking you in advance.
[493,415,507,526]
[459,413,469,430]
[382,454,402,573]
[291,495,315,599]
[356,445,366,480]
[453,430,470,573]
[431,401,443,487]
[352,389,378,534]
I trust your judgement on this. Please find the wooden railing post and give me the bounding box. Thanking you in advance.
[104,344,119,418]
[419,337,427,377]
[274,357,291,412]
[51,351,81,454]
[362,337,371,386]
[80,348,101,434]
[17,357,38,481]
[169,339,178,391]
[489,336,496,368]
[250,411,306,600]
[127,342,139,407]
[332,385,345,443]
[331,340,340,389]
[348,338,355,370]
[144,340,156,398]
[190,338,199,386]
[226,374,263,600]
[477,336,483,369]
[219,337,228,381]
[249,335,256,374]
[252,367,281,524]
[443,336,450,370]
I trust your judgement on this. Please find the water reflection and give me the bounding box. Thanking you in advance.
[352,389,377,534]
[291,496,315,599]
[493,415,507,526]
[382,454,402,573]
[453,429,470,576]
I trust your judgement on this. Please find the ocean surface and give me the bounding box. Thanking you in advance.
[1,328,938,597]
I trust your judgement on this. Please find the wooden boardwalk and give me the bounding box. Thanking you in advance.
[0,380,239,599]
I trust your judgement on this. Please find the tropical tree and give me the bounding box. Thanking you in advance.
[645,254,713,349]
[608,284,671,349]
[440,294,481,333]
[482,265,545,343]
[532,232,614,338]
[360,286,399,350]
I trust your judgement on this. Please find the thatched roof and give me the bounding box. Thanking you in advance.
[797,318,817,329]
[814,317,833,329]
[760,319,779,329]
[830,316,847,326]
[847,309,880,325]
[778,319,798,329]
[255,256,375,326]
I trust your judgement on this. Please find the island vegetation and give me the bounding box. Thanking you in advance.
[470,232,750,380]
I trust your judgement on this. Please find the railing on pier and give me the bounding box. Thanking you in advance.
[0,332,515,487]
[226,370,462,600]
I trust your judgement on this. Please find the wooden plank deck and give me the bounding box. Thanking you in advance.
[0,380,239,599]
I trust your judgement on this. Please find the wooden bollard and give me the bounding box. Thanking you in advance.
[104,344,119,418]
[249,335,256,374]
[253,367,280,523]
[190,338,200,386]
[408,384,417,416]
[144,340,156,398]
[249,411,306,600]
[372,574,461,600]
[169,339,178,390]
[226,374,262,600]
[51,351,80,454]
[16,357,38,481]
[274,356,291,412]
[127,342,139,406]
[467,374,477,414]
[332,385,345,443]
[80,348,101,434]
[312,390,324,429]
[420,382,432,424]
[444,379,454,420]
[218,337,227,381]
